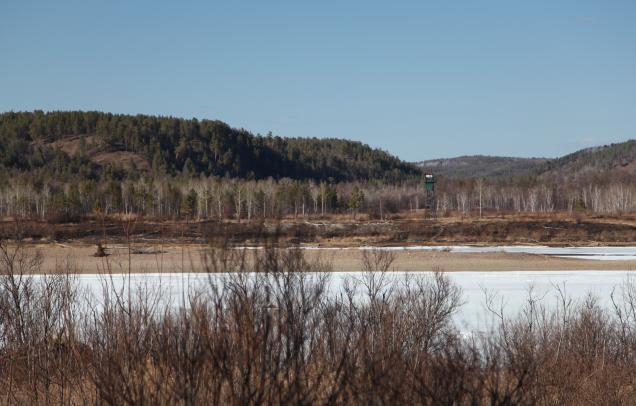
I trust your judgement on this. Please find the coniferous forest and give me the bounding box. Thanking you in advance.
[0,111,419,183]
[0,111,633,223]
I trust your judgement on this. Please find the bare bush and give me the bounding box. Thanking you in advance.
[2,238,636,403]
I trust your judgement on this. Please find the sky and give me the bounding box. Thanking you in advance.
[1,0,635,161]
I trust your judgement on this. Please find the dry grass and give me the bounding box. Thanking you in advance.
[1,235,636,404]
[1,210,634,247]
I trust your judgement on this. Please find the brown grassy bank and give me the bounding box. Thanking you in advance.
[22,243,636,274]
[1,212,635,247]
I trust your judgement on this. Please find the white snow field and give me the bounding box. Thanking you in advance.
[298,245,636,261]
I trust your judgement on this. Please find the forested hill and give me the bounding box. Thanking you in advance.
[417,140,635,180]
[417,156,547,178]
[538,140,636,179]
[0,111,420,182]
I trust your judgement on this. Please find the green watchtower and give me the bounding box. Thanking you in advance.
[424,173,436,192]
[424,173,436,215]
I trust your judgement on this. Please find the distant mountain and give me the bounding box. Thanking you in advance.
[416,155,547,178]
[417,140,636,180]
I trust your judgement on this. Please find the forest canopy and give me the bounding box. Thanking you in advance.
[0,111,421,182]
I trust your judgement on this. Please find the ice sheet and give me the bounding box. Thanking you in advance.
[51,269,636,333]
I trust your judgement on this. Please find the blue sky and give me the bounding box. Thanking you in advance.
[1,0,634,161]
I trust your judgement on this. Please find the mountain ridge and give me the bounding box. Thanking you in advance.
[417,155,548,178]
[417,140,636,179]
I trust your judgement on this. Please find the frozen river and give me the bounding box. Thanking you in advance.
[298,245,636,261]
[70,269,636,333]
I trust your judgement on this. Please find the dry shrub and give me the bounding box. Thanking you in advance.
[1,236,636,404]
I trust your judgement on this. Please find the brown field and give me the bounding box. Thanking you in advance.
[27,242,636,274]
[1,211,635,247]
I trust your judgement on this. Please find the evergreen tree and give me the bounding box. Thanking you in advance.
[182,189,198,219]
[348,186,365,218]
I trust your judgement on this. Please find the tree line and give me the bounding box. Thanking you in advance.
[0,174,632,222]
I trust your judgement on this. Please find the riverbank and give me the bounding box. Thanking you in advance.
[27,243,636,274]
[2,213,634,246]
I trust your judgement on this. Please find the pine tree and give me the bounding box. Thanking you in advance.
[181,189,198,219]
[348,186,365,219]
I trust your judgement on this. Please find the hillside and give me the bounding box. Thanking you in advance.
[537,140,636,179]
[0,111,421,182]
[417,156,547,178]
[418,140,636,180]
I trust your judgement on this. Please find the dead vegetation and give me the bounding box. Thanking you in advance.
[0,212,634,246]
[1,236,636,404]
[45,134,151,171]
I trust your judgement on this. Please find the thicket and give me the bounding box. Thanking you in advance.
[2,239,636,403]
